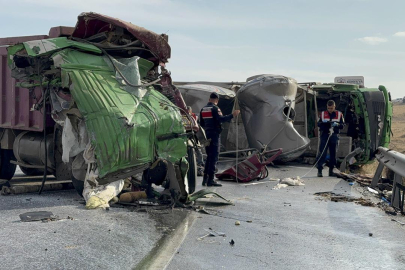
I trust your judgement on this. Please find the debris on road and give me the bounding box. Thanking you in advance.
[84,178,125,210]
[314,192,375,207]
[391,219,405,226]
[229,239,235,246]
[367,187,379,195]
[336,172,374,186]
[197,233,212,241]
[272,177,304,190]
[197,228,226,241]
[235,221,241,226]
[188,189,233,205]
[205,228,226,237]
[385,207,397,216]
[119,191,147,203]
[216,148,282,183]
[1,183,74,195]
[383,190,393,201]
[19,211,58,222]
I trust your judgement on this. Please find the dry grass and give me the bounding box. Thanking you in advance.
[358,162,379,175]
[391,103,405,154]
[390,103,405,185]
[356,103,405,176]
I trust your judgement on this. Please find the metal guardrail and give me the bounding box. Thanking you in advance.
[371,147,405,212]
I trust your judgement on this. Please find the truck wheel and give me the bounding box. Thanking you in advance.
[71,175,84,197]
[187,146,197,194]
[0,149,17,180]
[20,166,43,176]
[70,154,87,197]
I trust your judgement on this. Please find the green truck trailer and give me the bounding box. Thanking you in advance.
[298,82,392,166]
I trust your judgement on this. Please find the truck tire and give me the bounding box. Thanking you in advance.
[0,149,17,180]
[187,146,197,194]
[71,175,84,197]
[20,166,44,176]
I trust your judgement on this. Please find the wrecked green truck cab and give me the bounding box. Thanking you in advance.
[5,12,198,197]
[308,83,392,165]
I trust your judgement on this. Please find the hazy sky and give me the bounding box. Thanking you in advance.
[0,0,404,98]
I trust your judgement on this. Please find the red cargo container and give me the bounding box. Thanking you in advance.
[0,36,48,132]
[0,27,74,133]
[0,27,74,182]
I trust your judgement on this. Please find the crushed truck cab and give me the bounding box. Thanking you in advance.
[1,12,198,199]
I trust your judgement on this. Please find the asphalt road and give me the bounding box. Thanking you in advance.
[2,165,405,270]
[0,168,187,270]
[166,163,405,270]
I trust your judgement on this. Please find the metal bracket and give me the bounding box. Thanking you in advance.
[340,147,363,173]
[392,174,405,212]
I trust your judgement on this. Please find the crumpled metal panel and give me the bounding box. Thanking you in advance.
[58,49,186,179]
[177,84,235,116]
[72,12,171,64]
[22,37,101,57]
[178,84,236,149]
[237,74,310,162]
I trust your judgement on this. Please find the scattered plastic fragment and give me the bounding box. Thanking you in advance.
[19,211,58,222]
[391,219,405,226]
[367,187,379,194]
[381,197,390,204]
[187,189,233,205]
[138,200,160,206]
[205,228,226,237]
[83,168,124,210]
[273,177,304,190]
[197,233,211,241]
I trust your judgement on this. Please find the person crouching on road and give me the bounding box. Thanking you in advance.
[316,100,345,177]
[199,92,240,186]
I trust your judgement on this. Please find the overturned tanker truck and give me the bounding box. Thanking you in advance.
[0,12,199,200]
[237,75,310,162]
[176,74,393,167]
[175,77,311,161]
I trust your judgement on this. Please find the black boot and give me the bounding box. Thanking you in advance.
[207,174,222,187]
[202,174,208,186]
[329,169,336,177]
[317,168,323,177]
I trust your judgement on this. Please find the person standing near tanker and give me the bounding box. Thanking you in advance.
[317,100,345,177]
[199,92,240,186]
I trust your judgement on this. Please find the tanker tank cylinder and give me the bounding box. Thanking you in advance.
[13,132,55,169]
[237,74,310,162]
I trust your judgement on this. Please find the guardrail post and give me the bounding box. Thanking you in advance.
[375,147,405,213]
[392,173,403,211]
[371,162,385,188]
